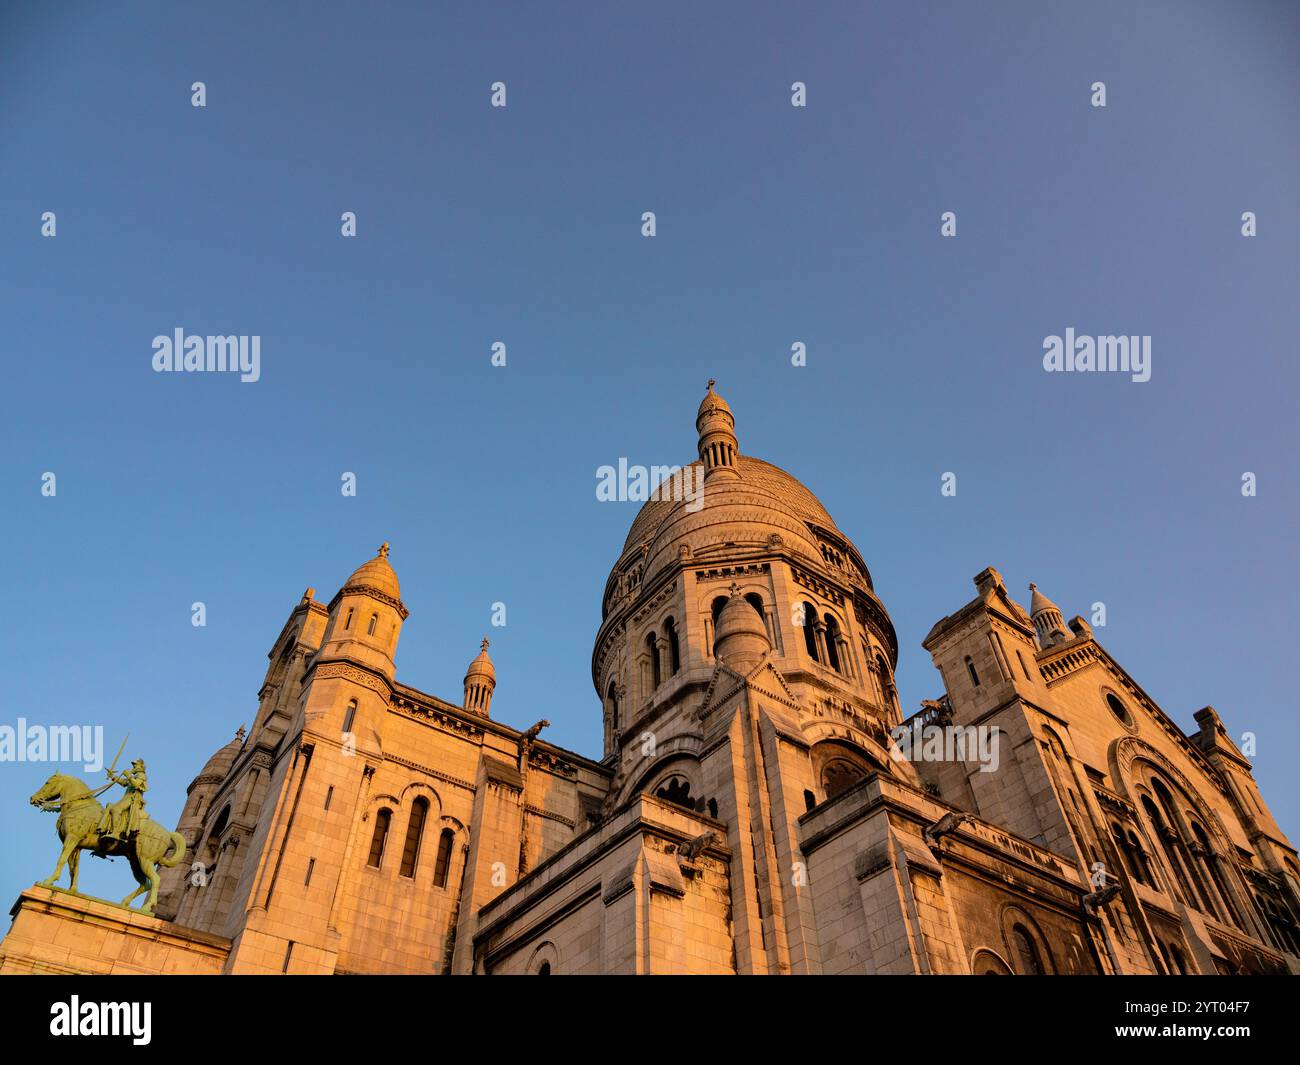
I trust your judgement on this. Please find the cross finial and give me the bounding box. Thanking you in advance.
[1028,582,1037,591]
[378,541,389,559]
[481,636,489,652]
[707,378,716,390]
[728,581,740,596]
[236,724,246,742]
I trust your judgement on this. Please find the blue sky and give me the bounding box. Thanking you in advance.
[1,1,1296,905]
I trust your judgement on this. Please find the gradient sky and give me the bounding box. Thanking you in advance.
[1,1,1296,905]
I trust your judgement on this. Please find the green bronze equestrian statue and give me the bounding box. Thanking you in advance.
[28,751,186,915]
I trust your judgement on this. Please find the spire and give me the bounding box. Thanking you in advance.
[696,379,740,480]
[1028,582,1069,649]
[463,636,497,717]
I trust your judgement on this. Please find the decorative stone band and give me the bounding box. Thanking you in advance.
[790,565,845,605]
[313,660,393,698]
[327,582,409,620]
[527,748,579,778]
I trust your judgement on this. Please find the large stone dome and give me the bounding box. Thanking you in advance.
[617,453,873,599]
[622,455,842,553]
[604,385,878,619]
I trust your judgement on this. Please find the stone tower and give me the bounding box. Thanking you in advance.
[591,381,921,972]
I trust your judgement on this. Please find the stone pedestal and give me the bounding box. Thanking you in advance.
[0,886,230,975]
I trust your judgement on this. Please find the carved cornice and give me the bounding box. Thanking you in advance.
[389,698,485,741]
[328,582,409,620]
[693,562,770,584]
[1093,786,1136,817]
[382,753,475,792]
[630,580,678,626]
[528,747,579,779]
[523,803,576,828]
[791,566,845,606]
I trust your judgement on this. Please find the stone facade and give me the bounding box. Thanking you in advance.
[6,383,1298,975]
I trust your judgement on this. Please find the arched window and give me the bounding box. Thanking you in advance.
[1016,649,1032,679]
[367,613,378,636]
[972,951,1013,975]
[367,808,392,868]
[821,757,868,799]
[875,653,895,707]
[399,797,428,878]
[646,633,661,689]
[344,607,354,631]
[1010,924,1044,975]
[342,699,357,735]
[1154,780,1217,914]
[1126,829,1153,885]
[966,656,981,688]
[433,828,455,888]
[802,602,819,661]
[210,804,231,839]
[711,597,728,624]
[745,592,765,618]
[1191,821,1241,927]
[655,775,694,810]
[1111,822,1144,886]
[664,617,681,675]
[537,961,551,975]
[1142,794,1194,906]
[824,614,842,673]
[605,682,619,732]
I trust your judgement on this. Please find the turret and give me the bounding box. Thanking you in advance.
[317,542,408,679]
[1028,582,1070,649]
[463,637,496,716]
[713,583,771,673]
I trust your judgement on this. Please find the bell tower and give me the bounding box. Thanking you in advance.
[218,543,409,973]
[591,382,913,973]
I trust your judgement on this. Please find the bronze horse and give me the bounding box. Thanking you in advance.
[30,772,186,914]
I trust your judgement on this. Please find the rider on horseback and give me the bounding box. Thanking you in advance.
[99,758,148,847]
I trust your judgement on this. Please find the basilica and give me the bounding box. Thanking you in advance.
[3,382,1297,975]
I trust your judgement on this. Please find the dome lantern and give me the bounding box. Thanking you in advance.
[463,637,496,716]
[1028,582,1069,649]
[696,379,740,480]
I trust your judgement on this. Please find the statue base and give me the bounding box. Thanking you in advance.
[0,885,230,975]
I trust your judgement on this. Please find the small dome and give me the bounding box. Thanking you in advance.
[465,637,495,682]
[191,727,245,788]
[345,542,401,599]
[696,378,733,421]
[713,586,771,670]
